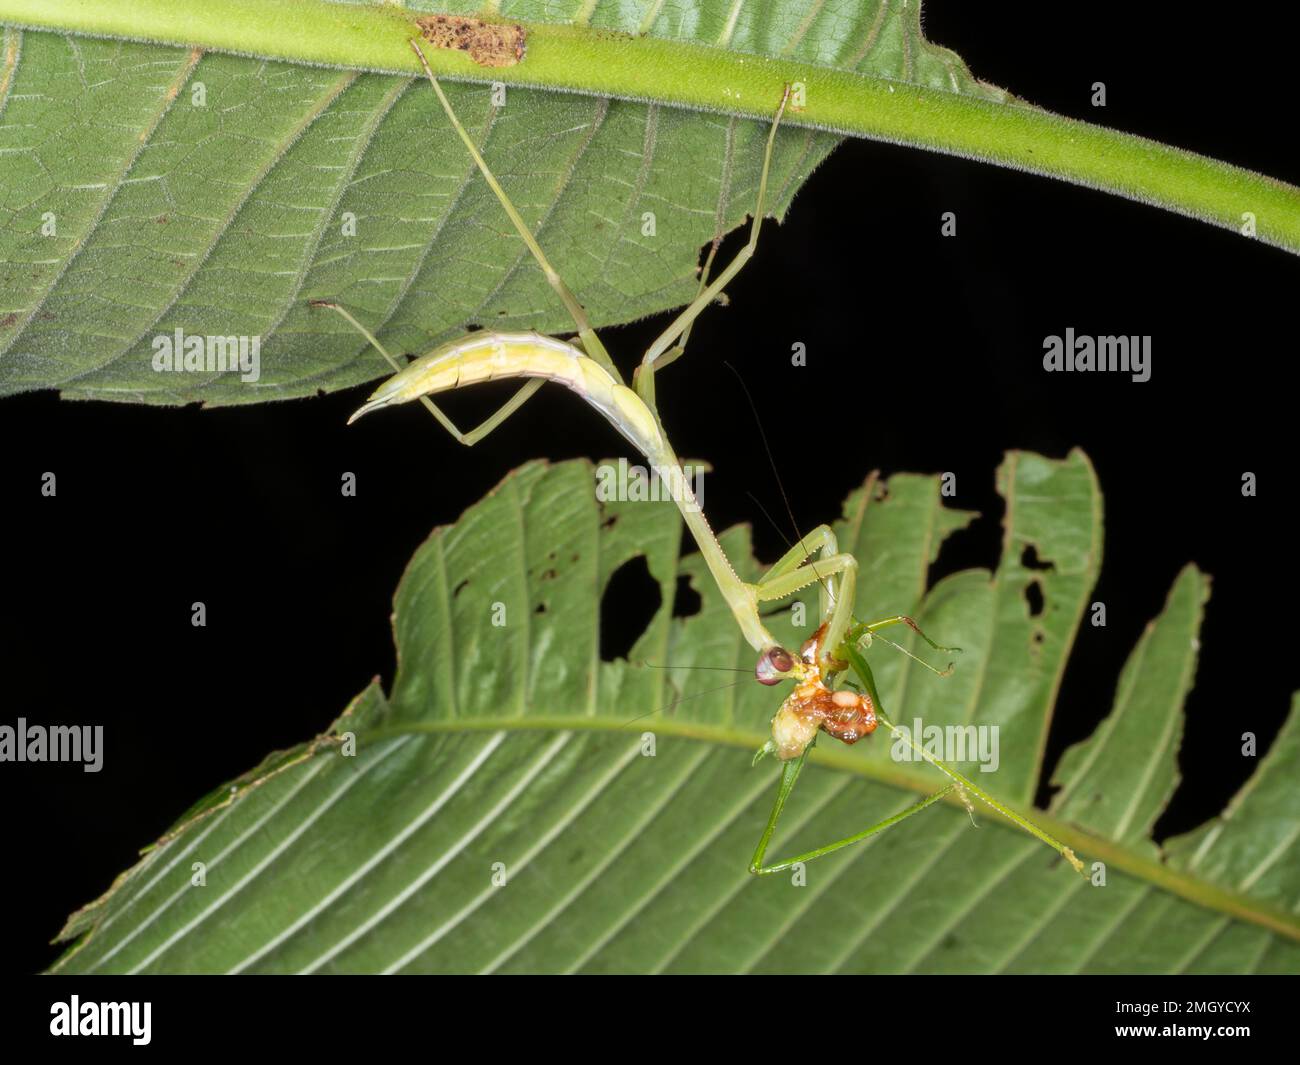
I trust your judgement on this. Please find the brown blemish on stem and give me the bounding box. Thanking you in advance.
[415,15,526,68]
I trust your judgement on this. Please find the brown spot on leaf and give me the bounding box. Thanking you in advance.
[416,15,526,68]
[0,313,17,328]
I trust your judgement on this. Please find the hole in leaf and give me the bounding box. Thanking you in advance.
[672,574,702,618]
[928,509,1002,591]
[1021,543,1055,571]
[1025,579,1045,618]
[600,555,661,662]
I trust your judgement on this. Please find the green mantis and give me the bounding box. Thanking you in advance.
[314,37,1084,879]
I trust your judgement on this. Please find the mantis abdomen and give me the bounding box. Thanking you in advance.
[349,331,662,454]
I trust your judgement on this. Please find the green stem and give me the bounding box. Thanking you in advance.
[5,0,1299,254]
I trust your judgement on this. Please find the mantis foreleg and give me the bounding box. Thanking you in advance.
[751,524,857,672]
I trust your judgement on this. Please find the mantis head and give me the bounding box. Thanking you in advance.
[754,645,798,685]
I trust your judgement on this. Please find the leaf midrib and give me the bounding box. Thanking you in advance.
[356,712,1300,945]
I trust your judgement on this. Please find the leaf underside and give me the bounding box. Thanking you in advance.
[0,1,1006,405]
[51,452,1300,974]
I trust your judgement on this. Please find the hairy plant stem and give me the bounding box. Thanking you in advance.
[4,0,1299,253]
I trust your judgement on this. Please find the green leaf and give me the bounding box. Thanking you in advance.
[4,2,1300,403]
[0,2,991,404]
[50,452,1300,974]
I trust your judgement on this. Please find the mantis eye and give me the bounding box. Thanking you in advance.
[755,646,795,685]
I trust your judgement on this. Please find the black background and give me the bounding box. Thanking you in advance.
[2,2,1296,978]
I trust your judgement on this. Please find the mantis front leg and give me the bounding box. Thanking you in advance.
[751,524,857,673]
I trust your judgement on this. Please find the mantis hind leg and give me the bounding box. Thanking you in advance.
[409,39,618,379]
[634,85,792,409]
[311,300,543,446]
[748,747,957,875]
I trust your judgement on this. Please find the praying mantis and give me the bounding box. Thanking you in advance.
[313,37,1084,878]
